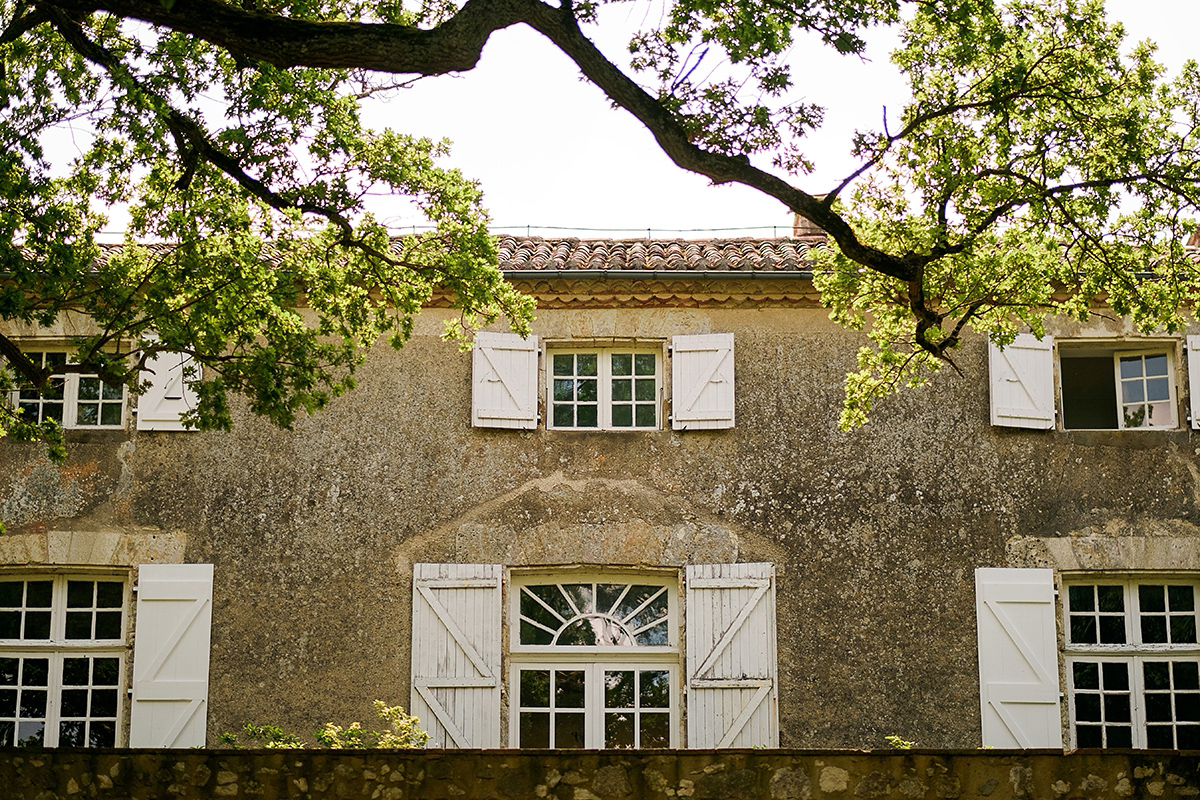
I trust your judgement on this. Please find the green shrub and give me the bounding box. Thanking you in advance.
[220,701,428,749]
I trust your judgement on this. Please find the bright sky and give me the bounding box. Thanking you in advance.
[359,0,1200,239]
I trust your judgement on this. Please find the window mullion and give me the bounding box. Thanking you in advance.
[1130,654,1148,749]
[599,353,612,429]
[45,652,63,747]
[588,663,602,749]
[1126,583,1138,646]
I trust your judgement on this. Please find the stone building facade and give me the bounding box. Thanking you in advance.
[3,235,1200,752]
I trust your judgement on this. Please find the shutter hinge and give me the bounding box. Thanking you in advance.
[667,345,674,357]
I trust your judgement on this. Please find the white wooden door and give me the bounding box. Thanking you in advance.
[686,563,778,747]
[472,333,539,430]
[129,563,213,747]
[671,334,735,430]
[989,334,1055,429]
[975,567,1063,748]
[411,563,502,747]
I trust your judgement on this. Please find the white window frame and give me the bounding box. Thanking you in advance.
[546,347,664,431]
[10,350,127,429]
[508,571,681,749]
[1062,576,1200,749]
[1058,343,1179,431]
[0,573,129,747]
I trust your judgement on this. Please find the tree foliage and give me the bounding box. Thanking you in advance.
[1,0,1198,438]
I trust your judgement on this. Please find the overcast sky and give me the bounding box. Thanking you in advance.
[359,0,1200,239]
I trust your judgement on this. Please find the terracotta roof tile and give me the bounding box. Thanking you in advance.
[496,236,825,273]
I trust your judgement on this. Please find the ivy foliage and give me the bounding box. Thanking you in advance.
[1,0,1198,436]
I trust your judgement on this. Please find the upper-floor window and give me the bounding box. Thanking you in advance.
[470,332,734,432]
[989,335,1183,431]
[1063,578,1200,749]
[12,351,125,429]
[1060,346,1177,430]
[549,350,662,431]
[0,575,128,747]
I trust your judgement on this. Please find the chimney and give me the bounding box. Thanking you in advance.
[792,213,825,238]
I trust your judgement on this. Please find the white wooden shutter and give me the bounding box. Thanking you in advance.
[129,563,213,747]
[411,563,502,748]
[472,332,539,430]
[1187,335,1200,430]
[685,562,778,748]
[989,334,1055,429]
[671,333,735,430]
[975,567,1062,749]
[137,350,199,431]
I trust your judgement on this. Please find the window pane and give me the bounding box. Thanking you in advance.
[634,354,656,375]
[90,689,117,718]
[1099,616,1126,644]
[1121,381,1145,404]
[612,381,632,402]
[577,380,597,403]
[78,378,100,401]
[1075,694,1101,722]
[24,612,51,640]
[89,721,116,748]
[93,658,119,685]
[96,583,123,609]
[1145,662,1172,690]
[26,583,51,608]
[100,404,122,426]
[557,620,599,646]
[20,689,46,718]
[1173,616,1197,644]
[0,612,18,639]
[554,379,575,402]
[552,404,574,427]
[17,721,44,747]
[76,404,98,426]
[1140,585,1167,613]
[519,713,549,748]
[605,713,634,748]
[1076,725,1102,748]
[640,713,670,748]
[1147,378,1170,402]
[62,658,89,685]
[553,355,573,376]
[520,671,550,707]
[67,582,93,609]
[1070,615,1097,644]
[1176,693,1200,722]
[1142,616,1168,643]
[1178,725,1200,750]
[611,405,633,427]
[1145,354,1169,377]
[1175,662,1200,690]
[605,671,634,709]
[555,671,585,708]
[59,720,85,747]
[1098,586,1124,612]
[0,658,16,685]
[577,355,597,376]
[563,584,593,615]
[60,689,88,718]
[611,354,632,376]
[641,671,670,708]
[555,713,585,748]
[1104,694,1131,723]
[1120,356,1145,379]
[101,382,123,401]
[66,612,92,640]
[1103,662,1130,691]
[1171,586,1196,612]
[1147,725,1174,749]
[576,405,598,428]
[634,379,656,402]
[0,689,14,716]
[95,612,121,640]
[1107,726,1133,748]
[635,405,657,428]
[0,583,21,607]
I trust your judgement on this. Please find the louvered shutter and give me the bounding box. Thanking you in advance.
[685,563,778,748]
[671,333,735,430]
[472,333,539,430]
[411,563,502,748]
[129,563,213,747]
[989,334,1055,429]
[137,350,199,431]
[1187,335,1200,430]
[975,567,1062,748]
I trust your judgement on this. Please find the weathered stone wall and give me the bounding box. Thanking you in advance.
[3,749,1199,800]
[3,279,1200,748]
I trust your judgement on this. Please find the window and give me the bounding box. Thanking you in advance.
[549,350,661,430]
[410,562,777,749]
[12,351,126,428]
[989,335,1181,430]
[1060,347,1177,430]
[0,575,127,747]
[1064,578,1200,749]
[509,574,679,748]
